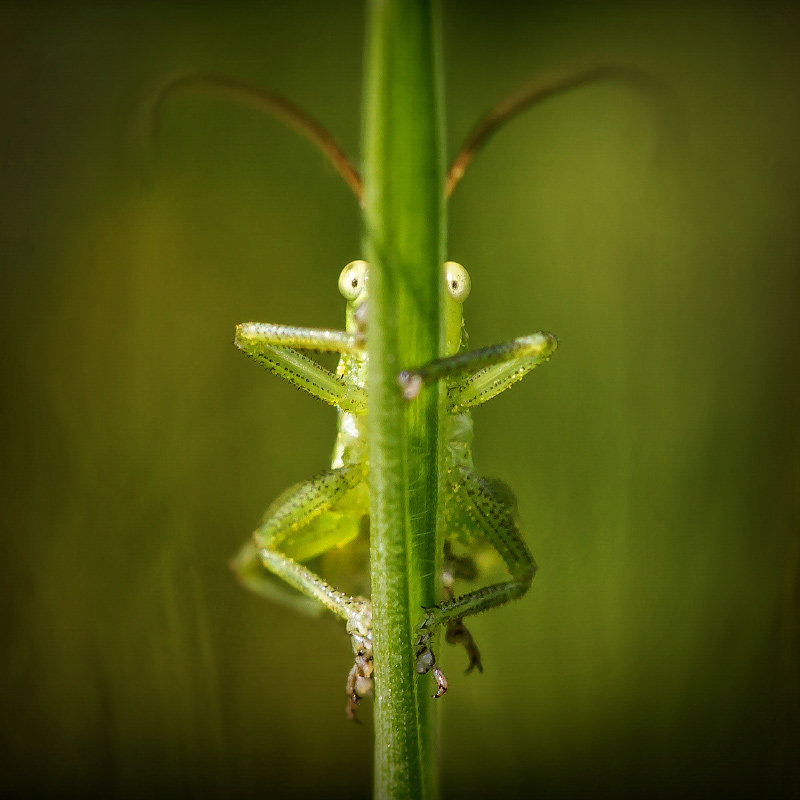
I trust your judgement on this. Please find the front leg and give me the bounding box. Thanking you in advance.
[235,322,366,411]
[415,470,536,697]
[398,331,556,409]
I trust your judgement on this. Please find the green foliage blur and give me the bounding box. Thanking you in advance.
[1,2,797,797]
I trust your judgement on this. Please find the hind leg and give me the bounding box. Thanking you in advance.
[442,542,483,673]
[232,464,373,717]
[416,470,536,697]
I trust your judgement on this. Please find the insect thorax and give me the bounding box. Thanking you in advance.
[444,411,475,471]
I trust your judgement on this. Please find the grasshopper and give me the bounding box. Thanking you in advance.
[232,259,556,718]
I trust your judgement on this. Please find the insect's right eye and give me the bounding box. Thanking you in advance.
[338,260,368,301]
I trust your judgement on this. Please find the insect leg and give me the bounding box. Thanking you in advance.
[236,322,363,356]
[442,542,483,673]
[415,470,536,695]
[259,549,373,720]
[232,464,374,717]
[235,323,366,412]
[231,540,324,617]
[398,332,556,408]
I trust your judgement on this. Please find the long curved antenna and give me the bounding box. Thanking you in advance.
[446,63,684,197]
[148,73,363,201]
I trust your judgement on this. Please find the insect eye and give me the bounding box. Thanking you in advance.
[444,261,471,303]
[338,260,368,301]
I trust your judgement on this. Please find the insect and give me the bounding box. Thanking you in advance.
[153,63,664,719]
[231,258,557,718]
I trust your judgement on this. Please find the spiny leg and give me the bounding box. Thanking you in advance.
[251,465,363,557]
[235,322,366,412]
[236,322,363,356]
[415,470,536,697]
[442,542,483,674]
[259,550,373,720]
[231,540,324,617]
[398,331,557,409]
[232,464,374,718]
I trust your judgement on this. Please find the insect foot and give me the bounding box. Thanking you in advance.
[445,618,483,674]
[414,607,449,699]
[345,599,373,721]
[397,369,424,401]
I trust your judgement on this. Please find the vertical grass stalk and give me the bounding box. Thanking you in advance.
[362,1,445,798]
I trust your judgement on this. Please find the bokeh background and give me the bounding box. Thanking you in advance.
[1,1,798,797]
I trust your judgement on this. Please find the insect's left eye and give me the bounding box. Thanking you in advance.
[338,260,368,301]
[444,261,471,303]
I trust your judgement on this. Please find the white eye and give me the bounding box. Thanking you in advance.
[444,261,471,303]
[338,260,368,301]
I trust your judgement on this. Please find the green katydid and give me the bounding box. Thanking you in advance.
[149,65,671,719]
[231,259,556,717]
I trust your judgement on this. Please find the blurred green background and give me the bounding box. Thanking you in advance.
[1,1,798,797]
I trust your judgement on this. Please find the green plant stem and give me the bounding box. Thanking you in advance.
[362,1,445,798]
